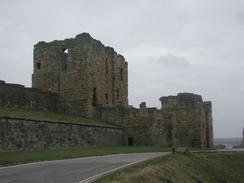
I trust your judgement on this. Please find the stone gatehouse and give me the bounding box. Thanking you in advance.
[0,33,213,148]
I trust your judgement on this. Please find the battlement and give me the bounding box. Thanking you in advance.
[160,92,202,102]
[160,92,204,111]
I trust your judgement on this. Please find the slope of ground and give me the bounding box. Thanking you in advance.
[96,152,244,183]
[0,107,116,127]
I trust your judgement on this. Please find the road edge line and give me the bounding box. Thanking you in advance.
[79,152,170,183]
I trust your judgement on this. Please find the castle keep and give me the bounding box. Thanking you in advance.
[32,33,128,117]
[0,33,213,149]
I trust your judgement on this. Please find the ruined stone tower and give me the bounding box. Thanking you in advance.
[32,33,128,117]
[160,93,213,148]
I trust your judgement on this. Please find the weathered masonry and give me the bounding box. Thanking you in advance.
[32,33,128,117]
[95,93,213,148]
[0,33,214,149]
[0,117,124,151]
[0,80,58,112]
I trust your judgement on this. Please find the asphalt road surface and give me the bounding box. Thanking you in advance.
[0,152,169,183]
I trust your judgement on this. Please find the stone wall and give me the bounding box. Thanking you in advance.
[95,93,213,148]
[0,80,58,112]
[0,117,125,152]
[94,104,165,146]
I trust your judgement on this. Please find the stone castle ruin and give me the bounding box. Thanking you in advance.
[32,33,128,117]
[0,33,213,149]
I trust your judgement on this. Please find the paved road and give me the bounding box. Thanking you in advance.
[0,152,169,183]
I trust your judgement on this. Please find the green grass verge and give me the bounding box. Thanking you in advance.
[0,146,170,166]
[0,107,117,127]
[95,152,244,183]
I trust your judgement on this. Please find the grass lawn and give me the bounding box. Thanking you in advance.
[0,107,117,127]
[96,152,244,183]
[0,146,171,166]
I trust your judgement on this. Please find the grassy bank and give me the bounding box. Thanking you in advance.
[0,146,170,166]
[96,152,244,183]
[0,107,116,127]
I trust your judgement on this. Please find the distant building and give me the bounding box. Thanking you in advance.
[242,127,244,145]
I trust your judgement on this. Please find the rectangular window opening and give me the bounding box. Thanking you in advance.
[105,93,108,104]
[106,58,108,74]
[92,87,97,107]
[116,88,119,100]
[37,62,41,69]
[120,68,123,80]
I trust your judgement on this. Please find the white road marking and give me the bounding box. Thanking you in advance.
[79,152,170,183]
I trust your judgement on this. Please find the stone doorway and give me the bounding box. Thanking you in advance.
[128,137,134,146]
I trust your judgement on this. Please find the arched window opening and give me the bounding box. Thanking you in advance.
[63,48,69,54]
[62,48,68,71]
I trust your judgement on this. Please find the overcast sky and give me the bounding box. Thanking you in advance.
[0,0,243,138]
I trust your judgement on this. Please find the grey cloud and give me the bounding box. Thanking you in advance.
[156,54,190,69]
